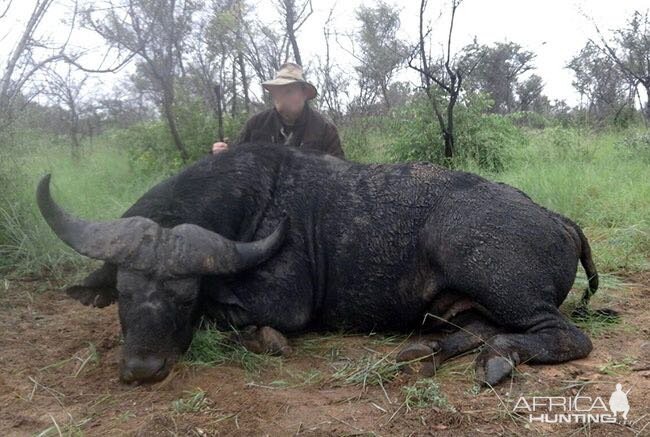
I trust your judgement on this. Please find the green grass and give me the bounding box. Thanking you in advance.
[572,310,622,337]
[342,123,649,273]
[182,323,281,373]
[0,131,164,278]
[327,349,408,388]
[402,378,450,411]
[597,357,635,376]
[293,333,347,360]
[485,128,650,272]
[1,123,648,279]
[171,388,209,414]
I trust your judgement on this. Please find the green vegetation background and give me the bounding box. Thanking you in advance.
[1,97,648,280]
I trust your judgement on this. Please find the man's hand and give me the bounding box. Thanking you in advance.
[212,142,228,154]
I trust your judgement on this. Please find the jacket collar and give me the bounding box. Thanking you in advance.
[273,104,311,128]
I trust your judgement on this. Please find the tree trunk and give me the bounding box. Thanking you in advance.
[285,1,302,65]
[289,33,302,65]
[445,83,458,159]
[213,84,224,142]
[238,50,250,113]
[644,83,650,123]
[380,81,391,112]
[231,58,237,117]
[234,0,249,113]
[445,112,455,159]
[0,0,55,127]
[162,86,188,161]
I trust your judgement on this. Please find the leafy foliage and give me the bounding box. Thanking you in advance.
[616,129,650,163]
[461,41,538,114]
[0,105,648,278]
[115,94,246,176]
[387,94,525,172]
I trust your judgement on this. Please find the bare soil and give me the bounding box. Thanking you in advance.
[0,274,648,436]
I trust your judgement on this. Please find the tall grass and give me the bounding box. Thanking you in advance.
[345,122,649,272]
[486,128,650,272]
[0,132,164,278]
[1,122,648,279]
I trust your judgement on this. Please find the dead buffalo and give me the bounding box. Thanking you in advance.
[37,143,603,385]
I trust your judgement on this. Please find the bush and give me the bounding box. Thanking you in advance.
[115,94,247,176]
[455,98,526,172]
[113,121,180,176]
[616,129,650,163]
[386,94,525,172]
[508,111,553,129]
[383,98,440,164]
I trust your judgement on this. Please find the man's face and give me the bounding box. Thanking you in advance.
[269,84,309,120]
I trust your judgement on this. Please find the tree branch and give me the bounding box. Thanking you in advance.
[0,0,12,19]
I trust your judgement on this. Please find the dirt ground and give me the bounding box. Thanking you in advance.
[0,273,648,436]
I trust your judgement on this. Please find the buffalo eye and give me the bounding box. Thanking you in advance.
[161,278,198,301]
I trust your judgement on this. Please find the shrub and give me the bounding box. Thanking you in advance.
[616,129,650,163]
[115,95,247,176]
[508,111,553,129]
[386,94,525,172]
[455,98,526,172]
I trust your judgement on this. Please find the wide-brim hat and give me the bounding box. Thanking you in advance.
[262,62,317,100]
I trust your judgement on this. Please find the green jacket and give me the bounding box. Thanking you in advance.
[235,105,345,158]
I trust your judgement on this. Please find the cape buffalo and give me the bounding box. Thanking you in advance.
[37,143,603,385]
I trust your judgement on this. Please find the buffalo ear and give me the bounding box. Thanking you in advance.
[65,263,118,308]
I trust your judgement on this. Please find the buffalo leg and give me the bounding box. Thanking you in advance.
[229,325,292,356]
[475,314,592,386]
[397,314,502,376]
[430,316,503,370]
[66,262,117,307]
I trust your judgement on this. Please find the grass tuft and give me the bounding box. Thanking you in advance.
[327,350,406,388]
[573,314,621,337]
[182,323,280,373]
[35,415,91,437]
[598,357,635,376]
[171,389,209,414]
[402,378,450,411]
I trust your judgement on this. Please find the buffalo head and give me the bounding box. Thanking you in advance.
[36,175,287,383]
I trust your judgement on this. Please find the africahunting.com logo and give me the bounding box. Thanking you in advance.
[513,383,631,424]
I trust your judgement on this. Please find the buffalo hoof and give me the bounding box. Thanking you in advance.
[396,342,439,376]
[476,352,520,386]
[231,326,292,356]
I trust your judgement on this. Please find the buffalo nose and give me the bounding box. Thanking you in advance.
[120,356,167,383]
